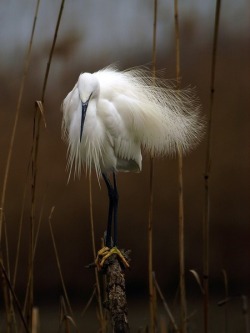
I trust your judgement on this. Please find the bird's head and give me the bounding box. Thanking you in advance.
[78,73,100,142]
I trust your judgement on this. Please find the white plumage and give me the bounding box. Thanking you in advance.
[62,66,203,180]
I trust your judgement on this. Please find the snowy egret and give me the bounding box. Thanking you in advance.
[62,66,203,268]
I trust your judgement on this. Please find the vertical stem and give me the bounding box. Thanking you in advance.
[242,296,250,333]
[149,1,157,332]
[0,261,29,333]
[174,0,181,89]
[148,158,155,333]
[174,1,187,332]
[0,250,15,333]
[41,1,65,104]
[27,0,65,329]
[221,269,228,333]
[88,175,106,332]
[178,149,187,333]
[0,2,40,328]
[27,109,39,327]
[152,0,157,77]
[49,208,74,318]
[203,1,221,332]
[0,0,41,245]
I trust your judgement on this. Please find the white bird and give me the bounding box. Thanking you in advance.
[62,65,203,268]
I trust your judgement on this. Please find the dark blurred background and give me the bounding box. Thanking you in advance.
[0,0,249,315]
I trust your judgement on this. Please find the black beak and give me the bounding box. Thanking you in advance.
[80,102,88,142]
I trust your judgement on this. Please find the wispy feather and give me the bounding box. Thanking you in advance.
[62,66,204,180]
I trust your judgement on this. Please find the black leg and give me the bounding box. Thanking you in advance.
[112,172,119,247]
[102,173,113,248]
[102,172,119,248]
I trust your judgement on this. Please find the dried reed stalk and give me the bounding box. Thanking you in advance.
[0,1,41,331]
[59,296,79,333]
[221,269,228,333]
[153,273,179,332]
[0,0,41,245]
[148,1,158,332]
[23,196,44,318]
[88,175,106,332]
[174,1,187,332]
[13,158,31,288]
[27,0,65,328]
[32,307,39,333]
[49,207,74,319]
[203,1,221,332]
[0,261,29,333]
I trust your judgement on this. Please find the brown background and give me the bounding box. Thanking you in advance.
[0,1,249,305]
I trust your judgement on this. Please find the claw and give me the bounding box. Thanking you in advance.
[95,246,130,270]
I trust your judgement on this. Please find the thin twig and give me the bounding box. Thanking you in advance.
[0,0,41,245]
[59,296,79,333]
[174,1,187,332]
[23,194,45,316]
[203,1,221,332]
[81,286,96,317]
[13,154,32,288]
[148,1,158,332]
[48,207,74,319]
[28,1,65,327]
[174,0,181,89]
[1,217,17,331]
[0,261,30,333]
[41,0,65,103]
[153,273,179,333]
[0,2,40,328]
[221,269,228,333]
[88,175,105,331]
[148,157,156,333]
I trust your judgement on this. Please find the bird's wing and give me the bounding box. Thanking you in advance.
[97,98,142,171]
[96,67,203,156]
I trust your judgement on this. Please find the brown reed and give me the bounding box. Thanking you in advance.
[173,0,187,332]
[148,1,158,332]
[203,1,221,332]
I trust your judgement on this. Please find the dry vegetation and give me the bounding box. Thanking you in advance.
[0,1,249,332]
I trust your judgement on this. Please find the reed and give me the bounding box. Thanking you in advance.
[59,296,79,333]
[203,1,221,332]
[0,1,41,330]
[49,207,75,321]
[153,272,179,332]
[148,1,158,332]
[88,174,107,332]
[0,1,248,332]
[27,0,65,328]
[173,1,187,332]
[220,269,229,333]
[0,260,29,332]
[0,0,41,245]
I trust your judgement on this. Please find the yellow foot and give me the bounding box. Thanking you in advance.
[95,246,130,270]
